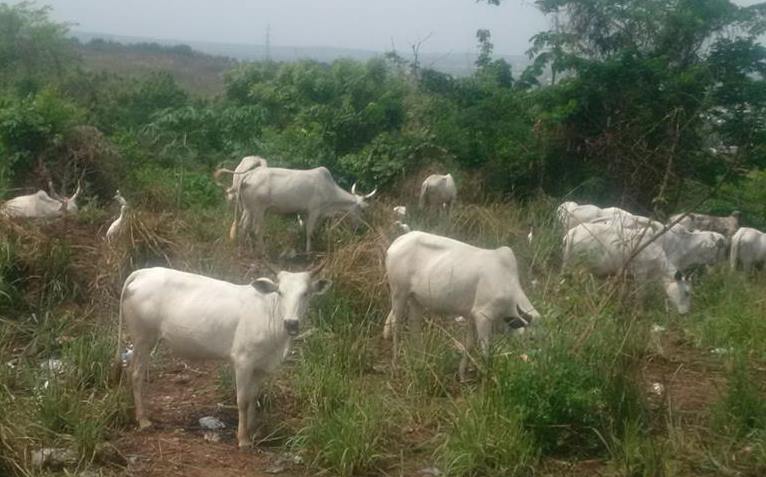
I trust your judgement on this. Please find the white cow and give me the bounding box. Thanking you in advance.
[557,201,656,232]
[419,174,457,210]
[1,182,81,219]
[658,225,727,272]
[233,166,376,252]
[668,211,740,237]
[383,231,539,380]
[117,265,331,448]
[393,205,407,218]
[563,222,692,314]
[592,216,727,272]
[214,156,269,203]
[730,227,766,272]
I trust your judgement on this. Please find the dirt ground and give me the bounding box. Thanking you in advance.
[109,326,729,477]
[114,358,303,477]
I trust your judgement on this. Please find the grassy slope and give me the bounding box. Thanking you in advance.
[2,195,766,476]
[77,43,236,97]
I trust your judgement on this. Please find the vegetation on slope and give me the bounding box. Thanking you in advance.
[1,1,766,476]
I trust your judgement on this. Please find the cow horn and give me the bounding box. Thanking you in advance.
[308,261,325,276]
[351,182,358,195]
[69,181,82,202]
[364,187,378,199]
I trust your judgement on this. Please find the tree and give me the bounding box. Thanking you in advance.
[0,2,77,94]
[483,0,766,209]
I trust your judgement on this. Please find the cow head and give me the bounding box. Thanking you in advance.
[505,304,540,330]
[348,183,377,224]
[251,262,332,337]
[664,270,692,315]
[49,180,81,214]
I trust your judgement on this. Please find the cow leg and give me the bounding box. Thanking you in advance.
[384,291,409,363]
[408,300,424,348]
[235,363,256,448]
[304,213,319,253]
[130,336,157,430]
[458,316,476,383]
[246,371,266,439]
[473,313,493,357]
[250,208,266,251]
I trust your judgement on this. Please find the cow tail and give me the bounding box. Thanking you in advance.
[112,272,135,381]
[229,195,239,241]
[730,231,740,270]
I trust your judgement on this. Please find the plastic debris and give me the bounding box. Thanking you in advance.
[419,467,443,476]
[40,359,64,373]
[199,416,226,430]
[121,347,134,368]
[650,382,665,396]
[31,447,78,469]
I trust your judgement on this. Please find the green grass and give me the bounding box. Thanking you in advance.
[2,198,766,476]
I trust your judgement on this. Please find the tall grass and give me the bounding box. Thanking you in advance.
[2,195,766,476]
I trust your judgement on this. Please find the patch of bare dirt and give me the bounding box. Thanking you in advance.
[114,357,303,477]
[643,328,726,422]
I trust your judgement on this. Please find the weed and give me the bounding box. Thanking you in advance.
[439,392,537,477]
[713,353,766,438]
[290,390,392,477]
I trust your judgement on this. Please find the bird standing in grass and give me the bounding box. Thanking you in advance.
[106,190,129,242]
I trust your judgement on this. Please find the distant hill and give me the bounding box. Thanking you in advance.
[73,31,531,80]
[75,37,237,96]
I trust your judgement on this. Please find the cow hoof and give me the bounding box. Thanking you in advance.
[138,419,153,430]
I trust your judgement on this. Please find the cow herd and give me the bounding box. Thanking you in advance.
[2,159,765,449]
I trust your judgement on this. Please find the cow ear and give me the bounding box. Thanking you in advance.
[252,278,279,295]
[311,279,332,296]
[674,270,683,281]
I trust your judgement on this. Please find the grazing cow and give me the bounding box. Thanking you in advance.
[117,265,331,448]
[215,156,269,239]
[668,211,740,237]
[557,201,655,232]
[233,166,376,252]
[1,182,81,219]
[393,206,407,218]
[419,174,457,210]
[214,156,269,203]
[658,225,727,272]
[730,227,766,272]
[383,231,539,380]
[563,222,692,314]
[590,208,662,230]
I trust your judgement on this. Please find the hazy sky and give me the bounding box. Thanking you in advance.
[36,0,550,55]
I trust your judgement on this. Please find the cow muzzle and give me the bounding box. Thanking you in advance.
[284,319,300,336]
[506,305,536,329]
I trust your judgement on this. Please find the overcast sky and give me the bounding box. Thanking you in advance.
[36,0,550,55]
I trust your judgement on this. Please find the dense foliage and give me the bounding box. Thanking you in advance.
[2,1,765,217]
